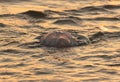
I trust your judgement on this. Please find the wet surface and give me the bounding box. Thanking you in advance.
[0,0,120,82]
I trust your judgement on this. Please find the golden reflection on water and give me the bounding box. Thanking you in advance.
[0,0,120,82]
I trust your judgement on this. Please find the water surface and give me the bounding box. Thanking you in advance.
[0,0,120,82]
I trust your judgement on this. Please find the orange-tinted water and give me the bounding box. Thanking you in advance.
[0,0,120,82]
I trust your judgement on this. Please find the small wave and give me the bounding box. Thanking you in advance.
[53,19,79,26]
[0,0,31,3]
[0,63,27,68]
[1,49,21,54]
[65,5,111,13]
[89,32,105,43]
[102,5,120,9]
[86,17,120,21]
[0,14,15,17]
[30,68,54,75]
[106,64,120,67]
[89,31,120,43]
[19,41,42,49]
[19,10,47,18]
[80,6,108,12]
[74,55,113,60]
[0,71,18,75]
[97,69,118,75]
[0,23,6,27]
[82,78,109,82]
[44,10,66,15]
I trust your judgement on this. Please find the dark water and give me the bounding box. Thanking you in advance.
[0,0,120,82]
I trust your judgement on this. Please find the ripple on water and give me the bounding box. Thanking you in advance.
[0,0,120,82]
